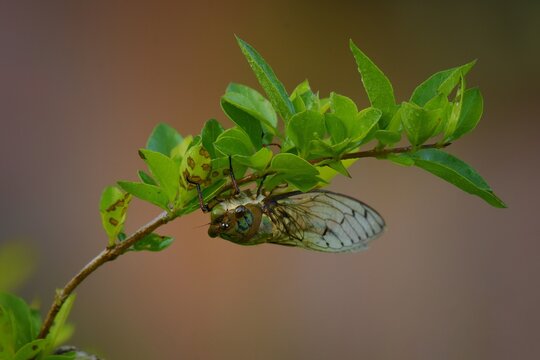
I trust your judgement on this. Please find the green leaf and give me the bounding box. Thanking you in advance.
[201,119,225,160]
[400,149,506,208]
[401,102,441,146]
[349,40,396,127]
[40,294,76,358]
[170,135,193,163]
[14,339,48,360]
[319,98,331,113]
[137,170,157,186]
[222,83,278,138]
[202,124,224,158]
[326,160,351,177]
[330,92,357,124]
[233,147,273,171]
[328,93,380,142]
[117,181,170,210]
[286,110,326,157]
[387,153,414,166]
[325,114,348,144]
[138,149,179,203]
[0,294,37,351]
[131,233,174,252]
[214,127,255,157]
[221,101,263,150]
[236,36,295,122]
[146,123,183,156]
[43,355,76,360]
[410,60,476,106]
[446,88,483,142]
[290,80,320,113]
[99,186,131,246]
[374,130,401,145]
[267,153,321,192]
[352,107,382,142]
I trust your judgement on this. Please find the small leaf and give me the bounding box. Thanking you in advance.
[146,123,183,156]
[410,60,476,106]
[41,294,76,358]
[201,119,224,159]
[374,130,401,145]
[267,153,321,192]
[131,233,174,252]
[327,160,351,177]
[290,80,320,112]
[328,93,381,143]
[137,170,157,186]
[329,92,358,124]
[401,102,441,146]
[349,40,396,127]
[214,127,255,157]
[236,36,295,122]
[170,135,193,163]
[221,95,264,149]
[352,107,382,142]
[14,339,48,360]
[387,153,414,166]
[286,110,326,157]
[43,355,76,360]
[0,293,35,352]
[138,149,179,203]
[99,186,131,246]
[117,181,170,210]
[222,83,278,137]
[441,75,466,141]
[447,88,483,142]
[233,147,273,171]
[325,113,348,144]
[400,149,506,208]
[291,92,306,112]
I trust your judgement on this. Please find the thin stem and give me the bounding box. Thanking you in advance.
[224,142,450,192]
[37,211,173,339]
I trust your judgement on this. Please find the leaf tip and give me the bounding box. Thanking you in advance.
[235,35,246,47]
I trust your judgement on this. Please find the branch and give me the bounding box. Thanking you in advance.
[228,142,450,190]
[37,211,173,339]
[337,142,449,161]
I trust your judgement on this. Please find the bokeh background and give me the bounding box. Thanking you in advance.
[1,1,539,359]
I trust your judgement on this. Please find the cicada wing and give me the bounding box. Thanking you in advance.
[266,190,385,253]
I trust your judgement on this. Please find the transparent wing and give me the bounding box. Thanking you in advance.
[266,190,385,253]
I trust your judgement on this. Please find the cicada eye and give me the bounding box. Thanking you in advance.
[220,222,230,230]
[235,205,246,218]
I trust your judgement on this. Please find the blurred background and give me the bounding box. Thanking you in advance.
[1,0,538,359]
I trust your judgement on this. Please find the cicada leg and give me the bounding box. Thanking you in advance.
[256,174,268,197]
[228,156,240,195]
[186,178,210,213]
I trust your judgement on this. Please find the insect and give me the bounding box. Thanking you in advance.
[192,158,386,253]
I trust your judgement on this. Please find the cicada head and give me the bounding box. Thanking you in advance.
[208,202,265,245]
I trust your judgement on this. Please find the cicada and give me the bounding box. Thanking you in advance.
[206,189,385,253]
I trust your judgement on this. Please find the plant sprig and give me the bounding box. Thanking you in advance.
[26,36,505,354]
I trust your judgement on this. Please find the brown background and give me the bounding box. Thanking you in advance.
[1,1,538,359]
